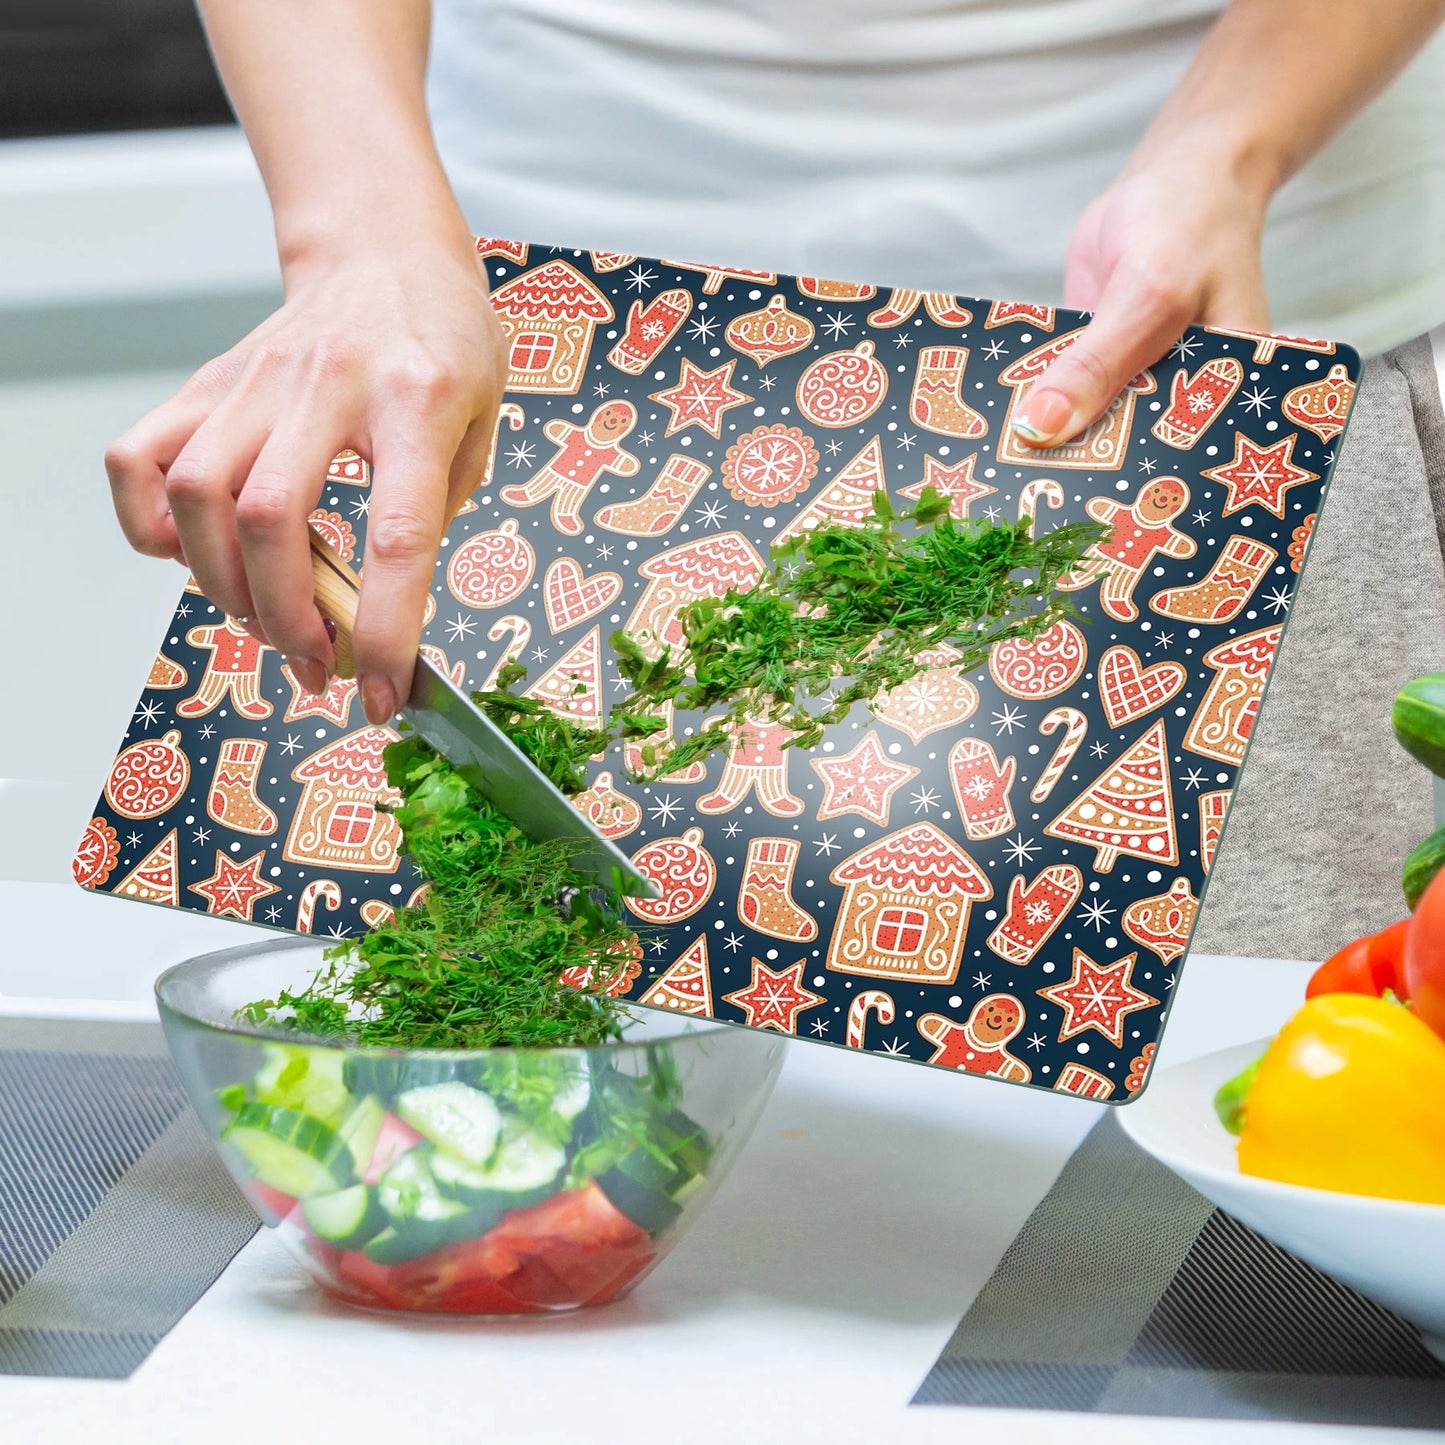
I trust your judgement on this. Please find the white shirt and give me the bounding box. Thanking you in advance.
[427,0,1445,357]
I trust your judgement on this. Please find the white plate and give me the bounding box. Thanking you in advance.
[1119,1039,1445,1358]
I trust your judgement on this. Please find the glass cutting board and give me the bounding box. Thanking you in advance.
[76,240,1361,1102]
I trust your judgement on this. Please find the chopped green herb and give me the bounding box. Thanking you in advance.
[243,494,1101,1049]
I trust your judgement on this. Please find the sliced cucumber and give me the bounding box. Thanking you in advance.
[302,1183,387,1248]
[552,1062,591,1123]
[222,1102,355,1198]
[396,1081,502,1167]
[366,1149,476,1263]
[429,1118,565,1207]
[252,1044,352,1128]
[596,1167,682,1235]
[336,1094,386,1175]
[343,1053,459,1103]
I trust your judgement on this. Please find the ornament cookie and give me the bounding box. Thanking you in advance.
[827,822,990,986]
[543,557,622,633]
[1045,719,1179,872]
[72,816,120,890]
[811,729,919,828]
[1097,646,1187,729]
[490,259,612,394]
[796,341,888,428]
[499,401,639,536]
[987,863,1082,965]
[1122,876,1200,966]
[446,517,535,609]
[1151,357,1243,449]
[722,424,818,507]
[628,826,717,923]
[737,837,817,942]
[1282,363,1355,443]
[725,293,814,367]
[1149,535,1277,624]
[917,996,1031,1082]
[595,454,711,537]
[989,619,1087,699]
[571,770,642,840]
[1184,625,1281,766]
[872,643,979,744]
[948,736,1017,841]
[105,729,190,820]
[639,937,714,1016]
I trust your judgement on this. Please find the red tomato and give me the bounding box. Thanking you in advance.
[331,1249,415,1311]
[1306,918,1410,1001]
[364,1114,426,1185]
[1405,867,1445,1039]
[247,1181,299,1226]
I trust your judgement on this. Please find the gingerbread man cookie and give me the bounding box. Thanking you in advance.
[917,995,1032,1083]
[499,400,640,535]
[178,617,273,720]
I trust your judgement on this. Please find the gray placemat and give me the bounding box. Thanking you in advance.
[0,1017,258,1379]
[913,1113,1445,1428]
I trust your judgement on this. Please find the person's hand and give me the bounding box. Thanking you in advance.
[105,235,508,724]
[1012,135,1273,448]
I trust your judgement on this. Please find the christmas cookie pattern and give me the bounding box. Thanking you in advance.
[84,244,1356,1097]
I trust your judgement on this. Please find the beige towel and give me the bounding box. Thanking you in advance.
[1192,337,1445,962]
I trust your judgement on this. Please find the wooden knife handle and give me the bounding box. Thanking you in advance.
[308,526,361,679]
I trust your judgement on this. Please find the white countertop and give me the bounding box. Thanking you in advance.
[0,881,1426,1444]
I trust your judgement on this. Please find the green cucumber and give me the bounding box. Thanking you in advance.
[396,1081,502,1167]
[222,1102,355,1198]
[252,1044,351,1128]
[336,1094,386,1175]
[1404,825,1445,911]
[302,1184,387,1248]
[342,1053,459,1103]
[429,1117,564,1206]
[596,1167,682,1235]
[367,1149,476,1263]
[1393,674,1445,777]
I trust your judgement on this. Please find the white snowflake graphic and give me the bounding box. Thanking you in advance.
[505,441,535,469]
[125,831,143,849]
[1154,631,1174,650]
[1170,334,1202,362]
[972,971,992,991]
[695,499,728,529]
[1187,391,1215,414]
[722,820,742,838]
[963,775,993,802]
[983,505,1003,523]
[648,937,669,955]
[1138,455,1159,475]
[1025,1032,1047,1053]
[640,319,666,341]
[193,826,211,845]
[809,1018,830,1036]
[445,613,476,643]
[1240,385,1277,417]
[879,1037,910,1056]
[738,437,804,496]
[824,439,844,456]
[625,265,656,293]
[265,905,283,923]
[814,832,840,856]
[596,542,614,560]
[1003,833,1040,866]
[324,923,353,939]
[638,430,655,447]
[1079,896,1116,930]
[1024,899,1055,926]
[530,646,550,663]
[648,794,683,825]
[593,381,611,398]
[896,432,918,452]
[279,733,303,755]
[686,315,718,343]
[1182,767,1206,790]
[134,699,164,729]
[893,333,914,350]
[991,703,1027,736]
[983,340,1009,361]
[176,603,191,619]
[1088,740,1110,759]
[198,723,216,740]
[821,311,855,340]
[758,374,777,390]
[349,494,370,518]
[723,931,745,953]
[1263,585,1293,616]
[910,785,941,814]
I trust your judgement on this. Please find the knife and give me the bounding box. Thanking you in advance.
[307,526,658,899]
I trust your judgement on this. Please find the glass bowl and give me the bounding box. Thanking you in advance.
[156,938,785,1316]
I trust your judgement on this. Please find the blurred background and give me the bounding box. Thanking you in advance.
[0,0,279,881]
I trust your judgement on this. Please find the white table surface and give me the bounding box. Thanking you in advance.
[0,882,1431,1445]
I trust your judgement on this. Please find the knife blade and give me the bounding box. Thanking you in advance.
[307,526,658,899]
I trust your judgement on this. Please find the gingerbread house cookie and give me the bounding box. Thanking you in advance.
[1184,625,1282,767]
[284,726,402,874]
[490,259,613,394]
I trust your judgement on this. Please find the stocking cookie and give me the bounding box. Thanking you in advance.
[738,837,817,942]
[1149,535,1277,624]
[908,346,988,439]
[1054,1064,1115,1100]
[917,996,1031,1083]
[499,400,640,535]
[207,738,278,836]
[1057,477,1195,622]
[595,455,711,537]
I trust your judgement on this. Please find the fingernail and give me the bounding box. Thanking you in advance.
[322,617,337,644]
[361,675,398,725]
[291,656,328,697]
[1013,387,1076,445]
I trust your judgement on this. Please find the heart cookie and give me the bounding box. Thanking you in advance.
[543,557,623,633]
[1098,645,1187,728]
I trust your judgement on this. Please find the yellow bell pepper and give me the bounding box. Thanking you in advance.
[1236,993,1445,1204]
